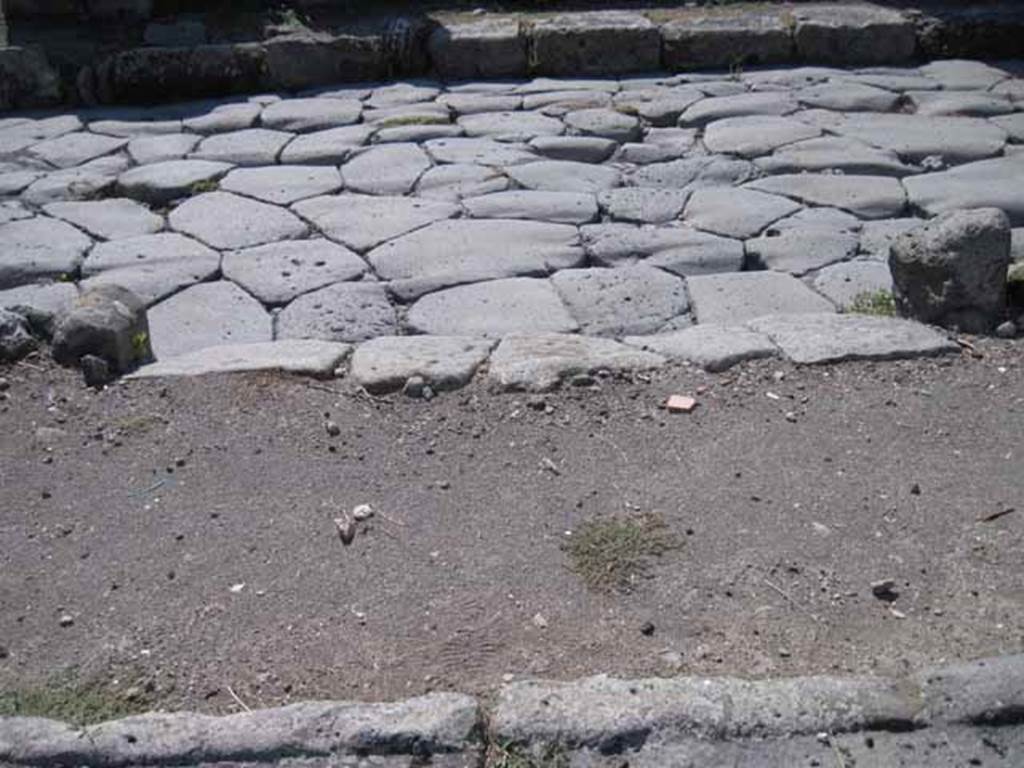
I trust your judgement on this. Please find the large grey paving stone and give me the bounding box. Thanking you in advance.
[907,90,1014,118]
[0,115,83,155]
[688,271,836,324]
[529,136,617,163]
[748,312,955,364]
[27,132,127,169]
[42,198,163,240]
[260,98,362,132]
[437,93,523,116]
[223,238,367,305]
[702,116,821,158]
[505,160,619,192]
[858,217,923,260]
[116,159,233,205]
[563,108,640,142]
[744,174,906,220]
[678,92,797,128]
[192,128,294,166]
[130,339,351,379]
[169,191,308,250]
[811,259,893,309]
[374,123,464,144]
[991,112,1024,143]
[366,82,441,109]
[902,155,1024,226]
[844,71,940,92]
[0,281,79,331]
[279,125,374,165]
[746,226,860,275]
[529,12,660,76]
[424,137,537,166]
[581,223,744,276]
[739,65,842,90]
[796,81,901,111]
[21,156,130,206]
[219,165,342,205]
[754,136,914,177]
[488,332,665,391]
[551,265,689,336]
[615,128,697,165]
[0,201,33,226]
[148,280,272,359]
[292,194,458,253]
[0,216,92,288]
[405,277,578,337]
[623,323,778,372]
[463,190,597,224]
[0,170,44,197]
[523,89,613,112]
[182,102,262,134]
[613,87,704,127]
[127,133,201,165]
[629,156,756,191]
[416,164,511,201]
[458,111,565,142]
[87,116,183,138]
[341,143,432,195]
[683,187,801,239]
[276,282,398,343]
[597,188,690,224]
[349,335,494,394]
[918,59,1011,91]
[363,103,451,126]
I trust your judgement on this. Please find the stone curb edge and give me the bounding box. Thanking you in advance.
[1,655,1022,765]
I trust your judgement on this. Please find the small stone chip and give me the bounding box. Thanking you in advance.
[665,394,697,413]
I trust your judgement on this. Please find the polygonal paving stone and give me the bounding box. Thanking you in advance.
[81,232,221,305]
[488,332,665,392]
[278,125,374,165]
[906,90,1014,118]
[505,160,620,192]
[458,112,565,142]
[630,156,755,191]
[528,136,617,163]
[597,188,690,224]
[703,116,821,158]
[405,277,578,337]
[754,136,914,177]
[683,187,801,239]
[183,102,262,134]
[341,143,432,195]
[27,132,127,169]
[349,335,495,394]
[858,218,923,260]
[148,280,272,359]
[811,259,893,309]
[222,238,367,305]
[127,133,201,165]
[744,174,906,220]
[844,72,939,92]
[415,164,510,201]
[513,77,620,95]
[424,137,537,166]
[88,118,183,138]
[42,198,163,240]
[0,171,44,196]
[740,66,841,89]
[688,271,835,324]
[463,191,598,224]
[116,159,233,205]
[22,156,131,206]
[0,115,84,155]
[581,223,744,276]
[362,103,451,125]
[169,191,308,249]
[192,128,294,166]
[276,282,398,343]
[745,227,860,275]
[772,206,863,232]
[0,201,33,226]
[991,113,1024,143]
[366,82,441,108]
[623,323,778,372]
[292,194,458,253]
[563,109,641,142]
[522,90,613,112]
[131,339,351,379]
[796,81,901,112]
[748,312,955,364]
[0,217,92,288]
[902,155,1024,226]
[374,124,465,144]
[678,92,798,127]
[219,165,342,205]
[0,281,79,329]
[551,265,689,336]
[918,60,1010,91]
[437,93,523,115]
[616,128,697,165]
[260,98,362,132]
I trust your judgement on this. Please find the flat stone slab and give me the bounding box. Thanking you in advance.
[219,165,342,205]
[688,271,836,324]
[630,156,756,191]
[459,111,565,141]
[488,332,665,391]
[148,280,272,359]
[702,116,821,158]
[748,312,956,364]
[678,92,797,127]
[754,136,913,177]
[0,281,79,327]
[260,98,362,132]
[529,136,617,163]
[116,159,233,205]
[276,281,398,343]
[463,190,598,224]
[416,163,511,201]
[563,108,641,142]
[796,81,900,111]
[581,223,744,276]
[131,339,351,379]
[597,188,690,224]
[22,156,130,206]
[279,125,374,165]
[182,102,262,134]
[341,143,432,196]
[169,191,308,249]
[684,187,801,239]
[424,137,537,166]
[292,194,459,253]
[858,217,923,260]
[0,216,92,289]
[551,265,689,336]
[192,128,294,166]
[27,131,127,169]
[744,174,906,220]
[902,155,1024,226]
[811,260,893,311]
[746,227,860,275]
[349,335,494,394]
[223,238,366,305]
[405,278,579,337]
[624,323,778,372]
[42,198,163,240]
[505,160,620,192]
[127,133,201,165]
[81,232,220,305]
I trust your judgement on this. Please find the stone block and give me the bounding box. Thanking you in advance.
[428,17,527,79]
[662,10,793,71]
[529,12,660,76]
[793,3,915,66]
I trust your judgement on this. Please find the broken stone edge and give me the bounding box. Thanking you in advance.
[1,655,1021,765]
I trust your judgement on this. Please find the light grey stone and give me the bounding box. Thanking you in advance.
[116,159,233,205]
[684,187,801,239]
[81,232,221,305]
[529,12,660,76]
[182,102,262,134]
[223,238,366,305]
[366,83,441,109]
[88,118,183,138]
[528,136,616,163]
[0,115,82,155]
[0,201,32,226]
[0,216,92,289]
[505,160,619,192]
[597,188,690,224]
[563,109,640,142]
[755,136,914,177]
[772,206,862,232]
[463,191,597,224]
[678,92,797,127]
[991,112,1024,143]
[292,194,458,253]
[276,282,397,343]
[260,98,362,132]
[0,281,78,335]
[349,335,494,394]
[438,93,523,116]
[127,133,201,165]
[661,11,793,72]
[746,226,860,275]
[363,103,451,125]
[148,280,272,359]
[279,125,374,165]
[405,278,577,337]
[513,77,620,95]
[918,60,1010,91]
[744,174,906,220]
[416,164,510,201]
[192,128,294,166]
[0,170,43,196]
[793,3,915,66]
[703,116,821,158]
[169,191,308,250]
[458,111,565,142]
[130,339,351,379]
[27,132,127,169]
[341,143,432,195]
[42,198,163,240]
[523,90,612,112]
[907,90,1013,118]
[21,155,130,205]
[615,128,696,164]
[812,259,893,309]
[630,156,755,191]
[749,312,955,364]
[373,124,464,144]
[845,72,939,92]
[902,155,1024,226]
[688,271,836,324]
[796,81,901,111]
[623,323,777,372]
[220,165,342,205]
[488,332,664,391]
[51,284,151,372]
[581,223,744,276]
[424,137,536,166]
[627,91,705,127]
[428,17,528,80]
[551,265,689,336]
[858,218,923,260]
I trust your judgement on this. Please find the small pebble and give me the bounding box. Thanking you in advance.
[640,621,655,636]
[994,320,1017,339]
[58,614,74,627]
[0,377,9,392]
[325,420,341,437]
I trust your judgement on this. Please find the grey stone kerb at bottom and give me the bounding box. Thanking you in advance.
[1,654,1023,767]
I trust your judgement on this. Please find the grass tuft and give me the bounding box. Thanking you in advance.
[489,741,569,768]
[0,671,153,726]
[848,289,896,317]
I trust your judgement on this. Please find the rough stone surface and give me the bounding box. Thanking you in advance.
[679,92,797,127]
[582,223,744,276]
[684,187,801,239]
[463,191,598,225]
[564,108,641,142]
[259,98,362,133]
[793,3,916,66]
[597,188,690,224]
[424,137,536,166]
[276,282,398,343]
[27,132,127,170]
[746,226,860,275]
[703,116,821,158]
[458,111,564,142]
[428,17,528,80]
[279,125,374,165]
[219,165,342,205]
[51,284,151,372]
[192,128,293,166]
[662,11,793,71]
[0,281,78,335]
[529,136,616,163]
[42,198,163,240]
[530,12,660,76]
[0,307,36,361]
[551,266,689,336]
[349,335,494,394]
[222,239,366,305]
[624,323,777,372]
[688,271,836,324]
[811,260,893,310]
[0,216,92,289]
[902,155,1024,226]
[416,164,510,201]
[342,143,432,195]
[116,159,232,205]
[131,340,351,379]
[505,160,620,193]
[169,191,308,250]
[745,174,906,220]
[127,133,201,165]
[755,136,913,177]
